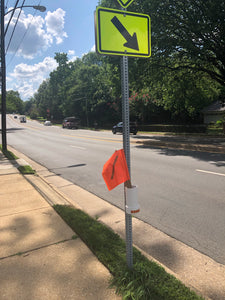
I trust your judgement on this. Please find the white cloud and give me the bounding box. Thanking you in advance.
[68,50,75,56]
[91,44,96,52]
[7,57,58,100]
[68,50,78,62]
[45,8,68,45]
[5,8,67,59]
[81,45,96,58]
[5,8,68,100]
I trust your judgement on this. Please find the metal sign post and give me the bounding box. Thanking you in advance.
[95,1,151,269]
[120,3,133,269]
[121,55,133,268]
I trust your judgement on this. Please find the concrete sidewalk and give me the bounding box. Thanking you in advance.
[0,152,120,300]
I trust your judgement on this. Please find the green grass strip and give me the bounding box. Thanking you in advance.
[0,145,35,174]
[53,205,203,300]
[0,145,19,160]
[17,165,36,174]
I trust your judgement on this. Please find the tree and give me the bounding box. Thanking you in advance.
[100,0,224,122]
[54,52,68,67]
[45,52,70,120]
[33,79,51,118]
[129,0,225,88]
[3,90,24,113]
[158,69,220,122]
[67,60,119,126]
[129,88,165,123]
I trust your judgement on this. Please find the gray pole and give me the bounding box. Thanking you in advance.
[1,0,7,150]
[121,55,133,269]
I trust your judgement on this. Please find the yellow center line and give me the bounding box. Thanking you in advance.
[23,125,45,131]
[61,133,138,144]
[61,133,123,143]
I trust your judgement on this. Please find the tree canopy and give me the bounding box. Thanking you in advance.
[0,90,24,114]
[23,0,224,125]
[101,0,225,87]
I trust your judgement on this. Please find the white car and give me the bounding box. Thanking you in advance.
[44,120,52,126]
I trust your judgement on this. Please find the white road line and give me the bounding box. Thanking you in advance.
[196,169,225,177]
[70,145,86,150]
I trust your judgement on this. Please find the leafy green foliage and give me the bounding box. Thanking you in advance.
[0,90,24,114]
[54,205,203,300]
[130,0,225,87]
[25,0,225,125]
[27,52,122,125]
[27,49,219,125]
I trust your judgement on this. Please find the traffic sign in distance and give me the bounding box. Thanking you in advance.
[95,7,151,58]
[116,0,134,8]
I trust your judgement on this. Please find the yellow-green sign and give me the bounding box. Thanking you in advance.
[117,0,134,8]
[95,7,151,58]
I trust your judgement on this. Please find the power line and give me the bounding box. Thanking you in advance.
[6,1,43,67]
[4,0,19,36]
[6,0,25,53]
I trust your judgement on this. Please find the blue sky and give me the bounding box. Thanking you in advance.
[5,0,100,100]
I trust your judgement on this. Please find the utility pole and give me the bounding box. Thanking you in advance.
[1,0,7,150]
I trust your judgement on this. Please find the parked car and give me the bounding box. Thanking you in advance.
[112,122,138,135]
[62,117,79,129]
[44,120,52,126]
[14,115,17,119]
[19,116,26,123]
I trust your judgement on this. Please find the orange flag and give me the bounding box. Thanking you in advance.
[102,149,130,191]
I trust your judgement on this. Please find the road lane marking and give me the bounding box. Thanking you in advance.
[196,169,225,177]
[70,145,86,150]
[61,133,123,144]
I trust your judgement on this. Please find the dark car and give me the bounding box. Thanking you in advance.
[62,117,79,129]
[112,122,138,135]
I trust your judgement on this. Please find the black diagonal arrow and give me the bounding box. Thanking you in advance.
[111,16,139,51]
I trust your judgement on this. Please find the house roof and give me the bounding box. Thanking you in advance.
[202,101,225,113]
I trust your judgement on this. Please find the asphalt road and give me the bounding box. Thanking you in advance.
[4,115,225,265]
